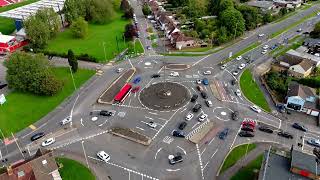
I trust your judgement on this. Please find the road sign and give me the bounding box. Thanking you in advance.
[0,94,6,105]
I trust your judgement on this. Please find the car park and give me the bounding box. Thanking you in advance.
[185,113,194,121]
[202,78,209,85]
[191,94,198,102]
[178,122,187,130]
[220,64,226,70]
[238,63,246,70]
[292,123,307,132]
[172,130,185,137]
[203,70,212,75]
[258,126,273,133]
[31,132,45,141]
[147,121,157,128]
[133,77,141,84]
[231,111,239,121]
[41,138,55,147]
[170,72,179,77]
[196,85,204,91]
[235,89,241,96]
[198,114,208,122]
[307,139,320,147]
[196,79,202,84]
[131,86,140,93]
[60,116,72,125]
[100,110,113,116]
[277,130,293,139]
[151,74,160,78]
[193,104,202,112]
[97,151,111,162]
[219,128,229,140]
[238,131,254,137]
[201,91,208,99]
[205,100,213,107]
[168,153,183,165]
[232,71,239,76]
[236,56,242,61]
[250,105,261,113]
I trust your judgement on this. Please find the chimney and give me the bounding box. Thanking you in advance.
[7,166,13,176]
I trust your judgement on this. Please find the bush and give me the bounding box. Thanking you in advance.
[70,17,88,38]
[142,3,151,15]
[40,50,98,62]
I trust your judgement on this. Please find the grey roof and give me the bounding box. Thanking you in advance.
[247,1,274,9]
[287,82,316,99]
[304,38,320,47]
[291,149,320,175]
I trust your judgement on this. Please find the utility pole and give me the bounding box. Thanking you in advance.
[234,22,238,40]
[102,42,107,61]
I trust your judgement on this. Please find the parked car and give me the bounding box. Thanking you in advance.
[147,121,157,128]
[243,56,250,61]
[168,153,183,165]
[205,100,213,107]
[241,125,255,132]
[220,64,226,70]
[307,139,320,147]
[178,122,187,130]
[151,74,160,78]
[196,79,202,84]
[292,123,307,132]
[202,78,209,85]
[170,72,179,77]
[238,63,246,70]
[172,130,185,137]
[185,113,194,121]
[242,120,256,127]
[97,151,111,162]
[277,130,293,139]
[263,45,269,49]
[31,132,45,141]
[41,138,55,147]
[238,131,254,137]
[201,91,208,99]
[203,70,212,75]
[192,104,202,112]
[232,71,239,76]
[116,68,124,73]
[131,86,140,93]
[133,76,141,84]
[231,111,239,121]
[258,126,273,133]
[231,80,237,86]
[100,110,113,116]
[261,49,267,54]
[236,56,242,61]
[196,85,204,91]
[250,105,261,113]
[235,89,241,96]
[60,116,72,125]
[219,128,229,140]
[191,94,198,102]
[198,114,208,122]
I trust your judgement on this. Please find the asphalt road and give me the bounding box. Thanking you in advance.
[1,2,320,180]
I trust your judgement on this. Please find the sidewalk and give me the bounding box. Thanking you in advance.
[217,143,269,180]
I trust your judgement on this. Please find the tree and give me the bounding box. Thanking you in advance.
[262,11,273,24]
[124,7,134,19]
[86,0,115,24]
[70,17,88,38]
[279,8,288,16]
[209,0,234,16]
[310,22,320,38]
[120,0,130,11]
[67,49,78,73]
[35,8,61,37]
[186,0,208,17]
[5,52,63,96]
[216,26,228,44]
[142,3,151,15]
[124,24,137,40]
[63,0,87,23]
[167,0,188,7]
[236,4,262,30]
[219,8,245,38]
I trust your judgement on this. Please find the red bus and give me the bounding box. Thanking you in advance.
[114,83,132,103]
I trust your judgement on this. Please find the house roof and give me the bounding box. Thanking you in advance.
[149,0,159,12]
[304,38,320,47]
[291,149,320,175]
[247,1,274,9]
[287,82,316,99]
[176,34,194,42]
[286,49,320,65]
[296,59,315,71]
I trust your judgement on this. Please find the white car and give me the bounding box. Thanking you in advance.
[97,151,111,162]
[147,121,157,128]
[203,70,212,75]
[196,79,202,84]
[185,113,194,121]
[258,34,265,37]
[170,72,179,77]
[263,45,269,50]
[41,138,55,147]
[238,63,246,70]
[236,56,242,61]
[60,116,72,125]
[232,71,239,76]
[250,105,262,113]
[116,68,124,73]
[220,64,226,70]
[261,50,267,54]
[198,114,208,122]
[235,89,241,96]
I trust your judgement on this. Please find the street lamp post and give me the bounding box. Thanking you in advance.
[68,66,77,128]
[102,42,107,62]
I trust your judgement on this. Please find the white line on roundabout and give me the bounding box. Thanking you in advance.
[154,148,162,159]
[166,168,181,172]
[177,146,187,155]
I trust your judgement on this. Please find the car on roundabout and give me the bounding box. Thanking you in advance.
[292,122,307,132]
[178,122,187,130]
[231,111,239,121]
[100,110,113,116]
[219,128,229,140]
[277,130,293,139]
[97,151,111,162]
[60,116,72,125]
[203,70,212,75]
[168,153,183,165]
[196,79,202,84]
[170,72,179,77]
[232,71,239,76]
[235,89,241,96]
[258,126,273,133]
[151,74,160,78]
[250,105,261,113]
[236,56,242,61]
[220,64,227,70]
[238,63,246,70]
[202,78,209,85]
[131,86,140,93]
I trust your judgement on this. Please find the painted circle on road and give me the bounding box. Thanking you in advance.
[221,112,227,116]
[145,62,151,66]
[213,107,234,121]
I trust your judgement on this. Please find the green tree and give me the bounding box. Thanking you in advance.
[216,26,228,44]
[67,49,78,73]
[5,52,63,96]
[120,0,130,11]
[124,24,137,40]
[70,17,89,38]
[209,0,234,16]
[63,0,86,23]
[142,3,151,15]
[124,7,134,19]
[35,8,61,37]
[187,0,208,17]
[310,22,320,38]
[86,0,115,24]
[219,8,245,38]
[262,11,273,24]
[236,5,262,30]
[167,0,188,7]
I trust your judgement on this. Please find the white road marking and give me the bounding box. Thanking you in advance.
[152,108,181,140]
[200,147,206,156]
[154,148,162,159]
[98,119,108,127]
[192,122,200,129]
[145,116,154,120]
[204,86,208,92]
[162,136,174,144]
[148,112,158,115]
[166,169,181,172]
[192,55,211,66]
[180,108,187,113]
[136,126,145,131]
[196,144,205,180]
[177,146,187,155]
[203,149,218,170]
[230,125,242,150]
[81,141,90,168]
[80,118,84,126]
[0,150,2,160]
[128,99,132,106]
[208,137,215,145]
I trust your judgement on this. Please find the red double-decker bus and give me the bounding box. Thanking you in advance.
[114,83,132,103]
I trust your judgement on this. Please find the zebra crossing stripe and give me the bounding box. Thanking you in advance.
[186,120,210,140]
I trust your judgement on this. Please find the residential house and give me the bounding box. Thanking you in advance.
[273,0,302,9]
[171,32,195,50]
[277,53,316,77]
[285,82,319,116]
[0,149,61,180]
[247,1,275,11]
[286,49,320,66]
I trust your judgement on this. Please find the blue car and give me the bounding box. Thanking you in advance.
[133,76,141,84]
[202,78,209,85]
[219,128,229,140]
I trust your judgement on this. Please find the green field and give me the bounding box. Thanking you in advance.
[240,69,271,112]
[56,158,95,180]
[45,11,130,62]
[221,144,257,173]
[231,154,263,180]
[0,0,39,34]
[0,67,95,137]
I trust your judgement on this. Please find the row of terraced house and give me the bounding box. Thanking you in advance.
[147,0,196,50]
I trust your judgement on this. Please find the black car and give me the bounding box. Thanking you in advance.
[231,111,239,121]
[277,131,293,139]
[178,122,187,130]
[169,153,183,165]
[191,94,198,103]
[201,91,208,99]
[30,132,45,141]
[292,123,307,132]
[231,80,237,86]
[151,74,160,78]
[219,128,229,140]
[0,83,7,89]
[172,130,185,137]
[192,104,202,112]
[238,131,254,137]
[258,126,273,133]
[100,110,112,116]
[241,125,254,132]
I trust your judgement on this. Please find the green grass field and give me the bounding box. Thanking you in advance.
[56,158,95,180]
[240,69,271,112]
[231,154,263,180]
[45,11,130,62]
[0,0,39,34]
[221,144,257,173]
[0,67,95,137]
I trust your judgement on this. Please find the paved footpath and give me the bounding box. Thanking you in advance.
[217,143,269,180]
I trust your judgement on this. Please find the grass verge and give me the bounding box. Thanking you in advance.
[222,42,260,64]
[56,158,95,180]
[230,154,263,180]
[0,67,95,137]
[240,69,271,112]
[221,144,257,173]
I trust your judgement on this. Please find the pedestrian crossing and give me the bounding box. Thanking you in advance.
[162,136,174,144]
[185,120,210,140]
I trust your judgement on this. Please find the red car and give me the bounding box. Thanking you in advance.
[241,120,256,128]
[131,86,140,93]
